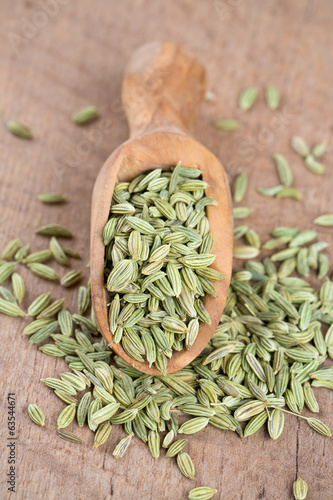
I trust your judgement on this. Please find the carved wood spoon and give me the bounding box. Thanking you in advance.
[91,41,233,375]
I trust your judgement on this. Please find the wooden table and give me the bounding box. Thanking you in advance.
[0,1,332,498]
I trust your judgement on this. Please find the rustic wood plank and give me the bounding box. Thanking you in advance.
[0,1,332,499]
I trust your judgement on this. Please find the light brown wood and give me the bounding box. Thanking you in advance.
[0,2,333,499]
[90,41,233,374]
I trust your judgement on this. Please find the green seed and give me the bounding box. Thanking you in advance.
[178,417,209,435]
[0,298,25,317]
[276,187,302,200]
[265,86,280,110]
[36,224,73,238]
[233,207,253,219]
[232,173,248,203]
[176,451,195,479]
[28,292,51,316]
[214,119,239,131]
[27,263,58,281]
[188,487,217,500]
[312,141,327,157]
[6,120,32,139]
[291,136,309,157]
[24,249,52,264]
[58,428,82,444]
[50,237,69,266]
[243,411,268,437]
[0,262,15,284]
[267,408,284,439]
[57,403,76,429]
[61,270,81,287]
[27,404,45,426]
[11,273,25,304]
[1,238,21,259]
[313,214,333,227]
[293,477,308,500]
[233,246,260,259]
[71,106,98,124]
[304,155,325,174]
[37,193,66,204]
[94,421,112,448]
[306,417,331,437]
[274,154,293,187]
[239,87,258,110]
[112,432,134,458]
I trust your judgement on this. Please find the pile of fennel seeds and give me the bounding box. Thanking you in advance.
[103,162,224,372]
[1,201,332,493]
[0,180,332,499]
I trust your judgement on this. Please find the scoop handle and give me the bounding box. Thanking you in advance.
[122,41,207,138]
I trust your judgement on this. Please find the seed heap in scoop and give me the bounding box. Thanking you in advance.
[103,162,224,372]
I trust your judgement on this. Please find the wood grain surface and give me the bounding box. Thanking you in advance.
[0,1,332,499]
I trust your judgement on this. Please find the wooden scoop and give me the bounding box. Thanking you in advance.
[91,41,233,375]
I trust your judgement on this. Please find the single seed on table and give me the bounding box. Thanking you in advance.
[37,298,65,318]
[57,403,76,428]
[313,214,333,227]
[0,262,15,284]
[58,308,73,336]
[233,246,260,259]
[243,411,268,437]
[293,477,308,500]
[238,87,258,110]
[27,263,58,281]
[311,141,327,157]
[28,292,51,316]
[204,91,215,101]
[188,487,218,500]
[11,273,25,304]
[23,249,52,264]
[113,433,134,458]
[37,193,66,204]
[27,404,45,426]
[1,238,21,260]
[5,120,32,139]
[58,428,82,444]
[276,187,302,200]
[77,286,90,314]
[245,229,261,249]
[0,286,17,304]
[306,417,331,437]
[94,421,112,448]
[76,392,91,427]
[232,173,248,203]
[0,298,25,317]
[274,154,293,186]
[71,106,98,124]
[39,344,65,357]
[61,270,82,287]
[63,247,81,259]
[213,119,239,131]
[291,136,309,157]
[265,86,280,110]
[267,408,284,439]
[176,451,195,479]
[257,185,283,197]
[14,244,30,262]
[50,237,69,266]
[289,230,317,247]
[233,207,253,219]
[35,224,73,238]
[148,430,160,459]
